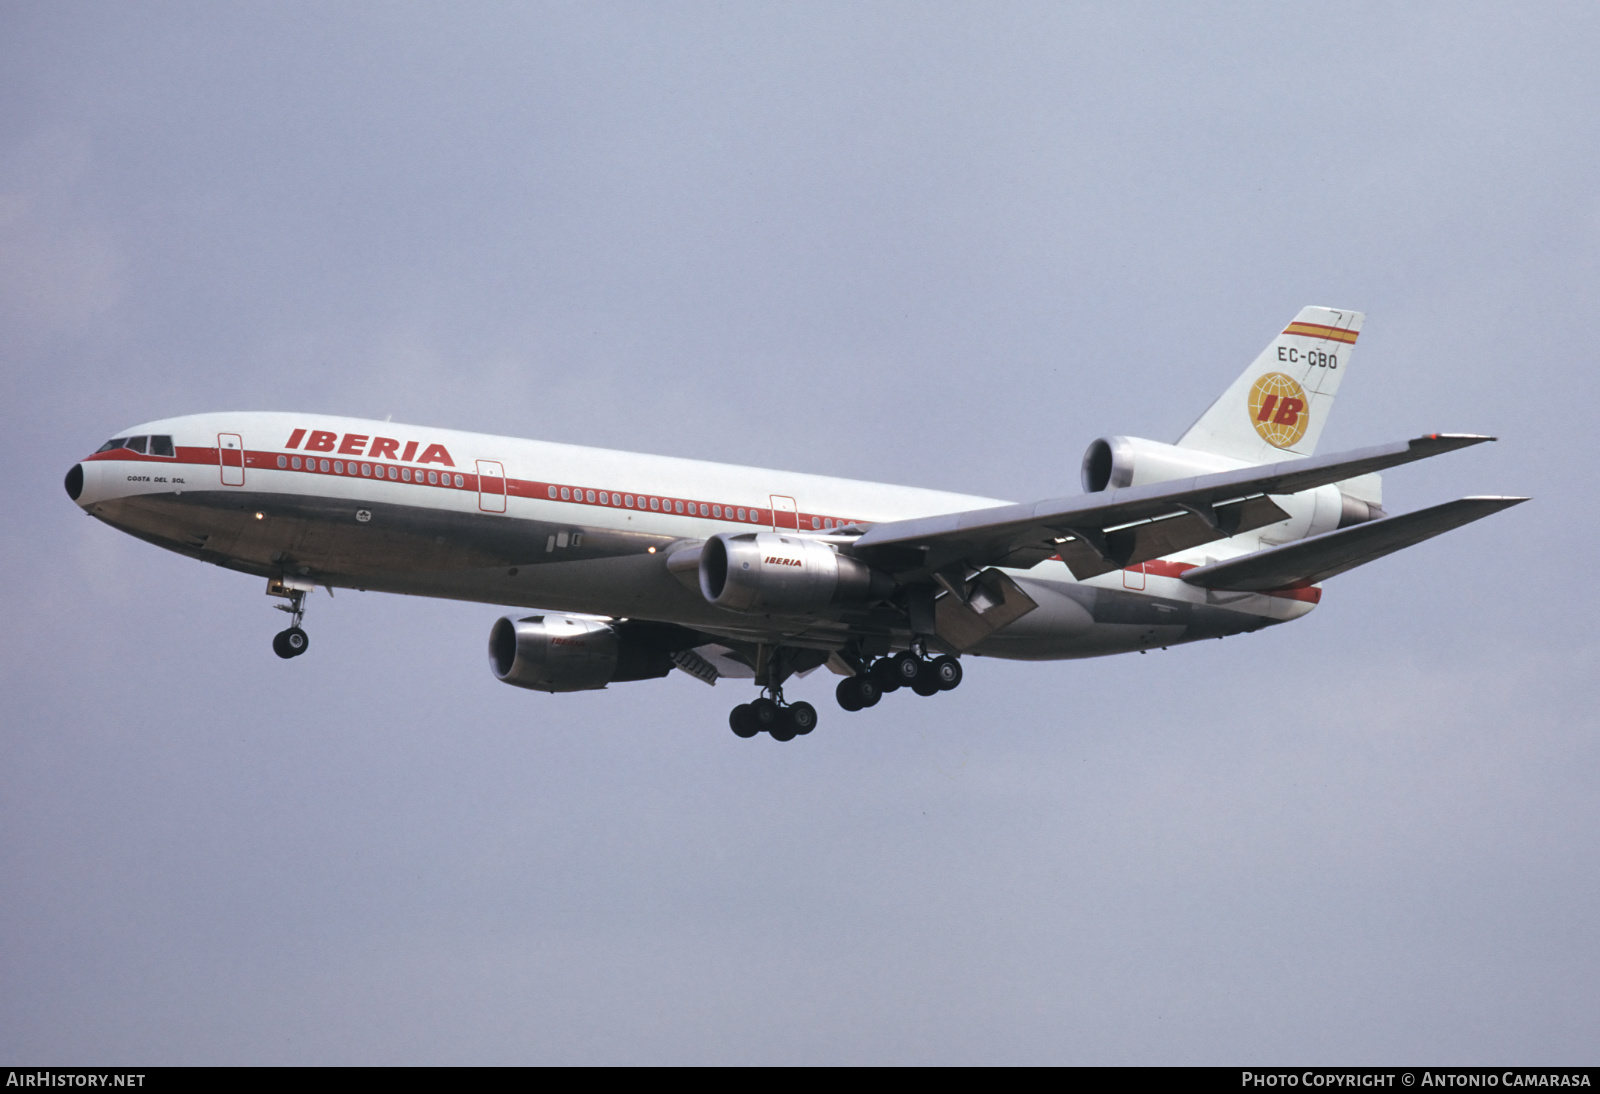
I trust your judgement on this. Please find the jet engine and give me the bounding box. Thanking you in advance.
[1080,435,1383,531]
[698,532,893,614]
[1080,435,1249,493]
[488,614,676,692]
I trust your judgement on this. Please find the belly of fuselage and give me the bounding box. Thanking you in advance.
[88,485,1284,660]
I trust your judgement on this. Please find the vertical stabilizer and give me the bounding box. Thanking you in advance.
[1177,306,1363,462]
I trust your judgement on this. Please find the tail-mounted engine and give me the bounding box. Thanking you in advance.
[696,532,893,614]
[488,614,677,693]
[1081,435,1383,531]
[1081,436,1249,493]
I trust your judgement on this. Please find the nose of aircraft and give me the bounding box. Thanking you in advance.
[64,463,83,501]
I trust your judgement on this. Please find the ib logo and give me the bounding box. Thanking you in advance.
[1248,373,1309,448]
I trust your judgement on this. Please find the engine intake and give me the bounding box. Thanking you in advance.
[488,614,676,693]
[699,532,892,614]
[1081,435,1248,492]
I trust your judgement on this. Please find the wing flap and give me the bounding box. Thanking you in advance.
[1178,496,1528,591]
[1056,494,1292,579]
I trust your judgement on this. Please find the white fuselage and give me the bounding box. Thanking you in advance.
[70,412,1320,661]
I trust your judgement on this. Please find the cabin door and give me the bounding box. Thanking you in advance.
[218,434,245,486]
[476,460,507,513]
[770,495,798,531]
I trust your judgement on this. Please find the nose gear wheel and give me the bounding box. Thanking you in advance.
[268,580,313,659]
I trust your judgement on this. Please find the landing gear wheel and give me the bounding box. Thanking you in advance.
[729,704,759,738]
[273,627,309,659]
[891,651,923,687]
[911,665,942,696]
[931,655,962,691]
[869,658,902,693]
[786,701,818,736]
[770,720,798,742]
[836,678,865,712]
[749,697,781,733]
[857,677,882,707]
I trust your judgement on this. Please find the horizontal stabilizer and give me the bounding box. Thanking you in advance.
[1179,496,1528,592]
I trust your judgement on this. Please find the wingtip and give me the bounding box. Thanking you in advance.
[1421,432,1495,441]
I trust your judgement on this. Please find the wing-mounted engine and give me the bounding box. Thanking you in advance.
[488,614,679,692]
[697,532,894,614]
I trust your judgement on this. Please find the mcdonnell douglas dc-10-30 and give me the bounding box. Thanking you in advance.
[66,308,1523,740]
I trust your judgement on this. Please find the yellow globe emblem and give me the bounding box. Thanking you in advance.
[1247,372,1310,448]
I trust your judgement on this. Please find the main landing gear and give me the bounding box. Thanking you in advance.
[726,648,965,739]
[269,583,311,659]
[732,697,819,738]
[729,693,818,741]
[838,650,961,710]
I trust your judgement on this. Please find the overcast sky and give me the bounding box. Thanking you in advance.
[3,1,1596,1064]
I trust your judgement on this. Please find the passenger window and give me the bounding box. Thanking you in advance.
[277,455,287,468]
[126,436,149,454]
[548,485,557,498]
[151,435,175,457]
[95,438,129,454]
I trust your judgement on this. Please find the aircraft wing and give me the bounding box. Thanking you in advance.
[847,433,1494,581]
[1178,495,1527,592]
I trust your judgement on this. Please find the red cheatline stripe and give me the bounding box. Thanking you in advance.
[1135,558,1321,602]
[87,446,856,531]
[1282,321,1359,344]
[1041,553,1319,601]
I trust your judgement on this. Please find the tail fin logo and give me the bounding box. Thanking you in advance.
[1248,373,1310,448]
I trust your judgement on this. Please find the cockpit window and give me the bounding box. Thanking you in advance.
[95,438,130,454]
[125,436,149,454]
[150,435,175,457]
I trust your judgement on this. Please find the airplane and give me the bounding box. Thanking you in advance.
[64,307,1524,741]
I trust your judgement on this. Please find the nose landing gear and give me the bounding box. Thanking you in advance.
[272,625,309,659]
[267,577,313,659]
